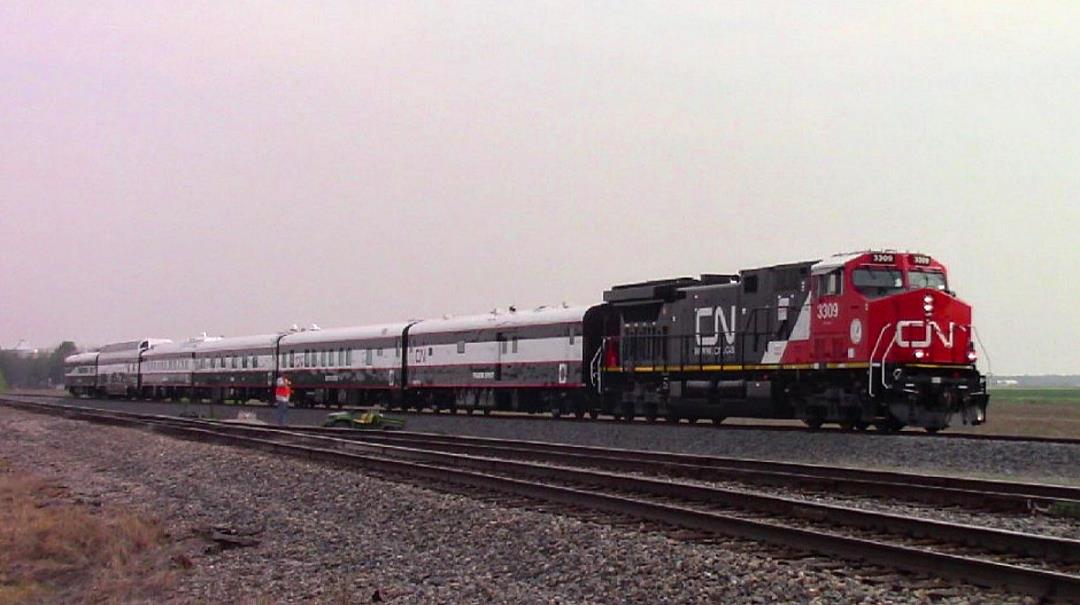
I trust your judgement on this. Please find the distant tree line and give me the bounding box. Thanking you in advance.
[0,342,78,391]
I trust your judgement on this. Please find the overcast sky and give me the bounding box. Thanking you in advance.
[1,2,1077,375]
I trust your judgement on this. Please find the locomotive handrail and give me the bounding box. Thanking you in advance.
[972,325,992,377]
[867,322,894,398]
[589,338,606,394]
[879,336,898,393]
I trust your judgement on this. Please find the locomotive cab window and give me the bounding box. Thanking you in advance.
[816,270,843,297]
[852,267,904,298]
[908,269,948,291]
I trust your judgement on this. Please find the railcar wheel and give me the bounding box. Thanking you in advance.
[854,422,870,431]
[711,417,725,425]
[574,408,585,419]
[588,410,599,420]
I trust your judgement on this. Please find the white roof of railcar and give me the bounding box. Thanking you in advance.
[280,322,411,347]
[195,334,282,353]
[64,351,99,364]
[409,305,592,335]
[143,337,222,358]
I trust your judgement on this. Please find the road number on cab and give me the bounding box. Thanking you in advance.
[816,302,839,320]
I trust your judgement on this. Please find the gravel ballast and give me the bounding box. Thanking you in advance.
[40,396,1080,485]
[0,406,1036,604]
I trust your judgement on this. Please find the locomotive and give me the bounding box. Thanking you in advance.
[64,251,989,432]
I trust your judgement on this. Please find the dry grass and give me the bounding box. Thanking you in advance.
[0,465,178,604]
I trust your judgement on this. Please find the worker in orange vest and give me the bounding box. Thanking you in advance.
[274,376,292,426]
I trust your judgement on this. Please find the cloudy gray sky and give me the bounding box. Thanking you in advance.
[1,2,1077,374]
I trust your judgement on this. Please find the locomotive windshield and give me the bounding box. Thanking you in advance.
[852,267,904,298]
[908,269,948,291]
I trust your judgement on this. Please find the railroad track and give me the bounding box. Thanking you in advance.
[2,396,1079,601]
[283,426,1080,514]
[17,391,1080,446]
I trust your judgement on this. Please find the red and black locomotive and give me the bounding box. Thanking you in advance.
[596,251,988,432]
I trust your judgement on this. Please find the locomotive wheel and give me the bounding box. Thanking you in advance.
[574,408,585,419]
[588,410,599,420]
[666,414,680,423]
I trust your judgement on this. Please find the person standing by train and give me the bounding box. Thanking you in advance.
[274,375,292,426]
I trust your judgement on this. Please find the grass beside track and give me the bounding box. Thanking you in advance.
[0,460,177,604]
[951,388,1080,439]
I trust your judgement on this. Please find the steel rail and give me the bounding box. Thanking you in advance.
[3,397,1080,600]
[6,395,1079,508]
[290,427,1080,505]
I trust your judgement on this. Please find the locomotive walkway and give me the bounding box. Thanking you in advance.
[2,396,1079,601]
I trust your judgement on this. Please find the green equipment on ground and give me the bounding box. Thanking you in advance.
[323,410,405,430]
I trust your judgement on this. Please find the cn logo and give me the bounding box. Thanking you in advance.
[895,320,956,348]
[695,306,737,347]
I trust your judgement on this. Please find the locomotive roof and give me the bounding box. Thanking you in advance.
[194,333,282,353]
[64,351,99,364]
[410,305,592,335]
[810,251,933,273]
[280,322,412,346]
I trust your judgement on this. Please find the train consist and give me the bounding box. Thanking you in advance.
[65,251,989,432]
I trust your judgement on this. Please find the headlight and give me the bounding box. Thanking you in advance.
[914,349,926,359]
[923,303,933,313]
[923,295,933,304]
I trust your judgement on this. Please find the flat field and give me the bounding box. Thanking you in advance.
[953,388,1080,439]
